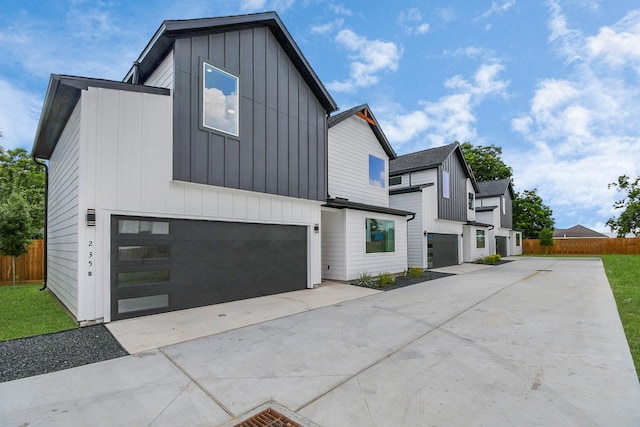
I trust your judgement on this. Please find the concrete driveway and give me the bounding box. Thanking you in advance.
[1,257,639,426]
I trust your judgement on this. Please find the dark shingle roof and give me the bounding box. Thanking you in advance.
[476,179,514,199]
[329,104,397,159]
[389,142,458,174]
[553,225,609,238]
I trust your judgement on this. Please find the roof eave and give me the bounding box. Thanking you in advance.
[124,12,338,113]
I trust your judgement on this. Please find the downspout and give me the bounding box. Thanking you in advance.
[32,155,48,291]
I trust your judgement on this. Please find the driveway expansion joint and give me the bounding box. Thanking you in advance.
[158,347,235,418]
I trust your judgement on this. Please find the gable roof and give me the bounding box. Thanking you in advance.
[389,142,478,190]
[124,11,337,113]
[390,142,458,175]
[553,225,609,238]
[32,75,170,159]
[328,104,397,159]
[476,178,514,199]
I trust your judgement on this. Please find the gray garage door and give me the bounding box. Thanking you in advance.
[110,215,307,320]
[496,236,508,257]
[427,233,459,268]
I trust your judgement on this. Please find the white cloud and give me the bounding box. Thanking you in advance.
[397,8,430,35]
[327,29,401,93]
[479,0,516,19]
[310,19,343,34]
[240,0,295,11]
[0,79,42,150]
[328,4,353,16]
[510,3,640,229]
[381,62,509,151]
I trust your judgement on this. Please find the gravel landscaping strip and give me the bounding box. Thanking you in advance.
[0,324,128,383]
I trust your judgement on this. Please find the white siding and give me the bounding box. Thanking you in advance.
[47,104,80,317]
[145,50,174,89]
[389,191,423,268]
[463,225,491,262]
[321,209,346,281]
[389,169,437,190]
[343,210,408,281]
[79,87,322,321]
[511,230,523,255]
[328,115,389,207]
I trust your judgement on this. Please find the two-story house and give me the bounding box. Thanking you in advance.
[31,12,339,323]
[321,105,412,281]
[475,179,522,256]
[389,142,491,268]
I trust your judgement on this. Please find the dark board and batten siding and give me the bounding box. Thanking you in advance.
[438,153,468,222]
[173,26,327,202]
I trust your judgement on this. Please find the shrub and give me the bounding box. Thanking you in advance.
[377,272,395,288]
[356,272,375,288]
[475,254,502,265]
[407,267,424,278]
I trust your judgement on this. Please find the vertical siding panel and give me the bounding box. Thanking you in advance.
[225,31,240,74]
[318,110,326,200]
[173,39,192,181]
[240,99,254,191]
[278,112,289,196]
[253,102,266,192]
[298,89,309,199]
[266,107,278,193]
[208,133,225,186]
[253,27,266,106]
[240,29,254,100]
[191,36,209,184]
[265,32,278,110]
[308,103,318,200]
[288,119,299,197]
[209,33,225,68]
[225,139,240,188]
[277,47,289,196]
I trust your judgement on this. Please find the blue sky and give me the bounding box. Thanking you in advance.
[1,0,639,232]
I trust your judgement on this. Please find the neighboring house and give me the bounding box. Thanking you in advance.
[475,179,523,256]
[388,142,490,268]
[31,12,338,323]
[554,225,608,239]
[322,105,412,281]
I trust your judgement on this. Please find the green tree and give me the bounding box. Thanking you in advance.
[0,148,46,238]
[607,175,640,237]
[513,189,555,239]
[538,227,554,254]
[460,142,513,181]
[0,193,32,285]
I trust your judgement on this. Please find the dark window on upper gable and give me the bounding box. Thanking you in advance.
[389,176,402,186]
[468,192,475,210]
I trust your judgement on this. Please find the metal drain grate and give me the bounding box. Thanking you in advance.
[234,407,302,427]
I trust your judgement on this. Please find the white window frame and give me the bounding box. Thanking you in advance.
[203,62,239,136]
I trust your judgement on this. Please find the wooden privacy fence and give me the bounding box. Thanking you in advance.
[523,238,640,255]
[0,240,44,284]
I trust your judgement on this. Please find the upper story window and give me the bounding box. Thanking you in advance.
[468,192,475,210]
[442,171,450,198]
[369,155,385,188]
[389,176,402,186]
[203,62,239,136]
[501,195,506,214]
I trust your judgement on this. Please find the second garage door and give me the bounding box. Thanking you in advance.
[111,216,308,320]
[427,233,459,268]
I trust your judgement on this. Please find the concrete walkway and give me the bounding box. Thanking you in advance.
[1,258,639,426]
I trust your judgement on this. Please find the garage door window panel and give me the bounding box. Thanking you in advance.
[117,270,170,288]
[118,245,170,261]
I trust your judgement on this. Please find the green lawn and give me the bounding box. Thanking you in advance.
[601,255,640,379]
[0,284,77,341]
